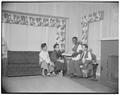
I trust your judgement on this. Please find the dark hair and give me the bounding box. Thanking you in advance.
[41,43,47,49]
[53,43,59,49]
[83,44,88,48]
[72,37,78,40]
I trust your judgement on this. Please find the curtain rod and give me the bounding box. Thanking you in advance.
[2,10,69,20]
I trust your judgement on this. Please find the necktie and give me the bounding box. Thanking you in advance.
[80,52,84,61]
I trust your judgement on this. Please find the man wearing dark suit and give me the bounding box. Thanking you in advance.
[50,43,67,76]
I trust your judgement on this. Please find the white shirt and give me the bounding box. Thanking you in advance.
[39,50,51,63]
[72,44,83,61]
[82,51,92,63]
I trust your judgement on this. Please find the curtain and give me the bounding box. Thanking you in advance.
[2,24,58,51]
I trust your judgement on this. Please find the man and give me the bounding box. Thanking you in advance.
[51,43,67,76]
[80,44,93,78]
[89,49,98,81]
[69,37,83,78]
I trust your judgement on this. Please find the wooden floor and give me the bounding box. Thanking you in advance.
[2,75,116,93]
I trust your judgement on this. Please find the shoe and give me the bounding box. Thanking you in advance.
[90,77,98,81]
[52,72,56,76]
[92,78,98,81]
[70,75,78,78]
[47,73,50,76]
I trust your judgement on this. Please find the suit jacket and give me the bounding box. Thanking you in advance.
[51,50,63,63]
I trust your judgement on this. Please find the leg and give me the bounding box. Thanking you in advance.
[87,63,93,78]
[54,61,62,74]
[69,59,75,76]
[42,68,45,76]
[74,61,83,77]
[63,57,67,76]
[92,64,98,79]
[83,60,92,78]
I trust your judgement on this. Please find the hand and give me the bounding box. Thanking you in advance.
[72,53,79,57]
[57,59,64,63]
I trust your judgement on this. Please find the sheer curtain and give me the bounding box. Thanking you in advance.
[2,24,58,51]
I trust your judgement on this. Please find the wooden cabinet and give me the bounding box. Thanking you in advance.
[101,55,118,91]
[107,55,118,83]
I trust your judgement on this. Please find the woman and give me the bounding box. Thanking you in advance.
[69,37,83,78]
[39,43,55,76]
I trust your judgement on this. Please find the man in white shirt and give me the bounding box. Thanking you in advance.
[80,44,93,78]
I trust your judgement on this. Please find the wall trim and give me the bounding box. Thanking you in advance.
[101,37,118,40]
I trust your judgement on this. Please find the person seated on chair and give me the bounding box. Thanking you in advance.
[89,48,98,81]
[80,44,92,78]
[69,37,83,78]
[39,43,55,76]
[51,43,67,76]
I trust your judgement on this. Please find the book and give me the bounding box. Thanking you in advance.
[62,53,72,56]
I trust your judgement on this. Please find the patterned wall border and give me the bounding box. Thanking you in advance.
[81,11,104,44]
[2,10,69,51]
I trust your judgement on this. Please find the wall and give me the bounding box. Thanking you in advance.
[2,2,118,52]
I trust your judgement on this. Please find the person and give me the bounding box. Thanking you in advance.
[39,43,55,76]
[69,37,83,78]
[89,48,98,81]
[80,44,93,78]
[50,43,67,76]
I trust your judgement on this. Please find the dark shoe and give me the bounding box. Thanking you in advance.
[90,77,98,81]
[70,75,77,78]
[71,75,83,78]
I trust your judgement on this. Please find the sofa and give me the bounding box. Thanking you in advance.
[6,51,53,77]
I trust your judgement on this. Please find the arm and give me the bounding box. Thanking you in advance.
[72,45,83,57]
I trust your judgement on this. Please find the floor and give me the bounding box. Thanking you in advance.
[2,75,116,93]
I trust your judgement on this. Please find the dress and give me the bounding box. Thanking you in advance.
[39,50,51,70]
[69,43,83,77]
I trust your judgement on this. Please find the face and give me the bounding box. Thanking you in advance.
[82,45,87,51]
[55,45,59,51]
[43,45,47,51]
[72,38,77,45]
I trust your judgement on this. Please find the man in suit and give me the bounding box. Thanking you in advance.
[50,43,67,76]
[80,44,93,78]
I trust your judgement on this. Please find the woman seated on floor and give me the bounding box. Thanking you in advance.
[50,43,67,76]
[39,43,55,76]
